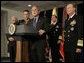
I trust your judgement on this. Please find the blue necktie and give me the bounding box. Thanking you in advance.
[33,18,37,28]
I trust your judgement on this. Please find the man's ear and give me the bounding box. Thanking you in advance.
[74,8,76,12]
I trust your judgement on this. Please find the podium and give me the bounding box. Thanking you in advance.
[5,24,38,62]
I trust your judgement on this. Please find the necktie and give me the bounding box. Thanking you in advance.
[33,18,37,28]
[68,17,72,21]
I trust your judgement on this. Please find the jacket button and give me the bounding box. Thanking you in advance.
[68,30,70,32]
[68,35,70,37]
[68,40,69,41]
[64,30,66,32]
[55,29,58,31]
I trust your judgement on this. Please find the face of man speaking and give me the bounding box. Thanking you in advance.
[31,6,45,36]
[31,6,40,17]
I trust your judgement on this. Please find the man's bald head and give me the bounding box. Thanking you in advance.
[11,16,18,24]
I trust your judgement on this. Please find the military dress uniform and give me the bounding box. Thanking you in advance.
[48,22,62,62]
[64,14,83,62]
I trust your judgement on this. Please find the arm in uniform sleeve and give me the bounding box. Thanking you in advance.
[58,23,62,39]
[77,16,83,48]
[17,19,25,25]
[58,23,63,44]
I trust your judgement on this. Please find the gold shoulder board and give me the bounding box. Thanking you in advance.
[77,40,83,47]
[59,36,62,40]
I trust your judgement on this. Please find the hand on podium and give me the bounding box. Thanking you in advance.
[39,29,45,36]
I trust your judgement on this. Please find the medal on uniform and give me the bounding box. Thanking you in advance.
[70,20,76,26]
[55,29,58,31]
[68,30,70,32]
[73,20,76,24]
[56,25,59,28]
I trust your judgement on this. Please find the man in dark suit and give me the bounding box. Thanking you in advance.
[64,3,83,62]
[30,5,49,62]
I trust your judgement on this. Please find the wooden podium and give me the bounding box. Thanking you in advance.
[5,25,38,62]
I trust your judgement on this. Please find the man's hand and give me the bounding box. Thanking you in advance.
[57,40,61,44]
[76,48,81,53]
[8,37,14,42]
[39,29,45,36]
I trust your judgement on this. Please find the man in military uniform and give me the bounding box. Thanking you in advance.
[48,15,62,62]
[18,10,31,25]
[64,3,83,62]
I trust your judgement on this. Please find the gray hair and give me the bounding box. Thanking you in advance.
[31,5,40,11]
[11,16,18,19]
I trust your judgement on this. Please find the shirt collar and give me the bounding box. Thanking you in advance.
[34,15,39,20]
[34,15,39,23]
[52,22,57,25]
[69,13,75,18]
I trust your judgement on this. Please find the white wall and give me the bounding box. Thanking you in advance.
[1,7,23,57]
[1,7,24,25]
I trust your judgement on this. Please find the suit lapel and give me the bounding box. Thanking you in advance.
[36,17,41,28]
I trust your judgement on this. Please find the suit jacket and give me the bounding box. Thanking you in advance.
[30,16,49,38]
[29,16,49,43]
[64,14,83,52]
[30,16,49,31]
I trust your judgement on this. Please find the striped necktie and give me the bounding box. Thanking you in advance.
[33,18,37,28]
